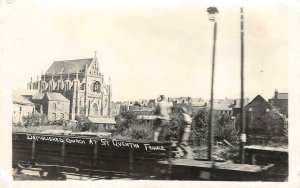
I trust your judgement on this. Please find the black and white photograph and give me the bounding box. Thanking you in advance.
[1,0,299,187]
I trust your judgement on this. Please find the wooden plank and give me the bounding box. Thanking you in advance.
[158,159,271,173]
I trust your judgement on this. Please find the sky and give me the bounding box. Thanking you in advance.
[0,0,288,102]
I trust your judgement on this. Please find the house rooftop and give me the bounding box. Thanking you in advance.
[213,102,232,111]
[13,89,39,97]
[46,92,69,102]
[271,93,288,100]
[32,92,69,102]
[12,94,34,105]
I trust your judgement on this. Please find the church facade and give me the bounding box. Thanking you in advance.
[27,54,112,121]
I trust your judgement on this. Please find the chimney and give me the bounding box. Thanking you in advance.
[275,89,278,100]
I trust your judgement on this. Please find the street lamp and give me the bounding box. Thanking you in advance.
[207,6,218,161]
[207,7,219,22]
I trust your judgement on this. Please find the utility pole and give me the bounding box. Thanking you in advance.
[207,7,218,161]
[239,7,246,164]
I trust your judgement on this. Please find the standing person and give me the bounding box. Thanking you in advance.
[176,107,193,159]
[153,95,172,141]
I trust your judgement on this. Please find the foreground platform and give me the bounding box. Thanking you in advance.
[158,159,274,181]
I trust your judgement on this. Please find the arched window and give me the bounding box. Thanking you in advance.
[93,81,100,92]
[53,103,56,110]
[60,113,64,119]
[91,103,98,116]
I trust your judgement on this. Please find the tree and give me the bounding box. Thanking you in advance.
[114,111,139,135]
[214,114,239,144]
[190,110,209,146]
[193,110,209,128]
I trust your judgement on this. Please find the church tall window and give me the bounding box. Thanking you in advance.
[91,103,98,116]
[92,81,101,93]
[104,98,108,107]
[80,83,85,90]
[53,103,56,110]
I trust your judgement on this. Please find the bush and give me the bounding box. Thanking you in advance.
[22,113,49,127]
[214,114,239,144]
[190,110,239,146]
[13,122,23,127]
[129,123,153,140]
[161,114,188,141]
[75,115,93,132]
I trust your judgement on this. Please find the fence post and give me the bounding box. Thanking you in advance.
[31,138,36,161]
[93,141,98,167]
[61,139,66,163]
[129,147,134,174]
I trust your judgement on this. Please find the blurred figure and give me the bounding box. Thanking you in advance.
[176,107,193,159]
[153,95,172,141]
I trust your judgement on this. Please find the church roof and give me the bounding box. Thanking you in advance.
[45,58,94,75]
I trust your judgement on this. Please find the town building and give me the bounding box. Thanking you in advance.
[12,93,35,124]
[119,101,134,112]
[194,98,249,117]
[229,99,250,117]
[268,89,288,117]
[172,97,204,114]
[213,100,234,116]
[110,101,121,117]
[14,89,40,102]
[32,92,70,121]
[235,95,287,137]
[129,101,156,121]
[191,98,209,114]
[26,53,113,124]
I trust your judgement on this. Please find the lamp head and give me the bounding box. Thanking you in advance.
[207,7,219,22]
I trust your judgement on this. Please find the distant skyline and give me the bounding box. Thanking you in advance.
[1,0,288,101]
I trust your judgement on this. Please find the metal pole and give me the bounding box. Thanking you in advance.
[239,7,246,164]
[208,21,217,161]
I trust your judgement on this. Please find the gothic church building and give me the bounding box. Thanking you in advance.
[27,54,112,121]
